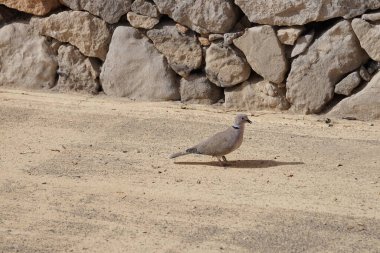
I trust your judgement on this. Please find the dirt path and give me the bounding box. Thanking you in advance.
[1,88,379,252]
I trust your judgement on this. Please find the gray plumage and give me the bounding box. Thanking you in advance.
[170,114,252,165]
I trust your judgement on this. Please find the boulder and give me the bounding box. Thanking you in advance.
[131,0,160,18]
[147,23,202,77]
[233,25,288,84]
[180,73,223,104]
[0,0,60,16]
[352,18,380,61]
[205,43,251,87]
[225,77,290,111]
[290,30,314,58]
[286,20,368,114]
[276,26,304,45]
[234,0,380,26]
[329,71,380,120]
[127,12,159,29]
[56,45,100,94]
[34,11,111,61]
[152,0,239,34]
[59,0,131,24]
[334,71,361,96]
[100,26,179,101]
[0,22,57,89]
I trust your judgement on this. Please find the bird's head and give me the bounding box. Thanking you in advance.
[235,114,252,126]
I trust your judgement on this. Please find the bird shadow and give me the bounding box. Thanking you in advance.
[174,159,304,169]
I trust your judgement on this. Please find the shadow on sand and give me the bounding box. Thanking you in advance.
[174,160,304,169]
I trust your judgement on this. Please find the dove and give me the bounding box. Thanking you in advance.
[170,114,252,166]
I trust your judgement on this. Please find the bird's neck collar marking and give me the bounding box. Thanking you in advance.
[232,125,240,129]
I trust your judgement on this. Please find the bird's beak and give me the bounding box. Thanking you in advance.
[247,119,252,124]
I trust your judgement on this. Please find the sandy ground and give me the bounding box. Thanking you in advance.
[0,88,379,253]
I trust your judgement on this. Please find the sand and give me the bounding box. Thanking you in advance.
[0,88,379,252]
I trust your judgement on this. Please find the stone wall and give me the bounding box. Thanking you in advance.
[0,0,379,120]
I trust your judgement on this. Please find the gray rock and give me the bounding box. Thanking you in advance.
[290,30,314,58]
[0,22,57,89]
[131,0,160,18]
[56,44,100,94]
[100,26,179,101]
[127,12,159,29]
[329,71,380,120]
[352,18,380,61]
[223,32,243,46]
[235,0,380,26]
[233,25,288,84]
[33,11,111,61]
[205,43,251,87]
[286,20,368,114]
[334,71,361,96]
[180,73,223,104]
[359,66,371,81]
[225,77,290,111]
[276,26,304,45]
[362,10,380,22]
[153,0,239,34]
[59,0,131,24]
[147,23,202,77]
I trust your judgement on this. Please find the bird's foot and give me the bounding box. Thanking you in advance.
[217,156,229,167]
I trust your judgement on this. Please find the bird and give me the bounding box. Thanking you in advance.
[169,114,252,166]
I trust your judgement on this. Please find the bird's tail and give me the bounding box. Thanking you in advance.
[169,151,189,159]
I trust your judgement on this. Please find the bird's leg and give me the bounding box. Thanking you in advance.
[222,156,227,162]
[216,156,228,167]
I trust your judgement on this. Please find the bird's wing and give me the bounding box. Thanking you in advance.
[193,127,238,156]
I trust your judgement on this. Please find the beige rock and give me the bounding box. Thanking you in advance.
[233,25,288,84]
[153,0,239,34]
[0,22,57,89]
[0,0,60,16]
[225,77,290,111]
[290,30,314,58]
[127,12,159,29]
[147,23,202,77]
[56,45,100,94]
[208,34,224,42]
[277,26,304,45]
[100,26,179,101]
[59,0,131,24]
[180,73,223,104]
[352,18,380,61]
[175,23,188,34]
[34,11,111,61]
[362,10,380,22]
[329,71,380,120]
[205,43,251,87]
[235,0,380,26]
[334,71,361,96]
[286,21,368,114]
[131,0,160,18]
[198,37,210,46]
